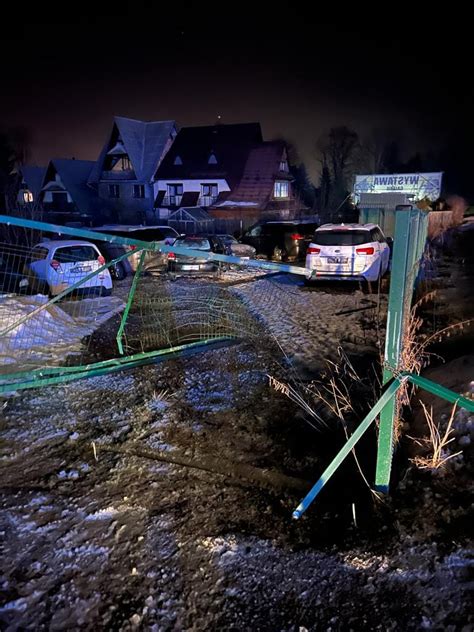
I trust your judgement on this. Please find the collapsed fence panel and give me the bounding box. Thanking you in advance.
[0,214,304,393]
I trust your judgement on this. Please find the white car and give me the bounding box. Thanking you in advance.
[28,240,113,297]
[305,223,391,283]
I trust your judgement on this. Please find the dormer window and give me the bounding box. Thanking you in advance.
[279,160,289,172]
[105,135,133,172]
[208,153,218,165]
[174,155,183,166]
[274,181,289,198]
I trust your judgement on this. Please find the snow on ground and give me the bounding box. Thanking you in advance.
[1,343,472,630]
[0,271,472,629]
[0,294,124,371]
[231,274,386,374]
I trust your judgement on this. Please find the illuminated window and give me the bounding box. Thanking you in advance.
[274,181,289,198]
[279,160,289,172]
[23,191,33,203]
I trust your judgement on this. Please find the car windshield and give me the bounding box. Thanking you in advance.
[54,246,98,263]
[177,238,211,250]
[313,230,371,246]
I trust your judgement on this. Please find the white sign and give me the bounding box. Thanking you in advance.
[354,172,443,202]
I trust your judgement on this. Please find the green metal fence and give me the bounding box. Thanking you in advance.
[292,207,474,518]
[0,214,306,394]
[1,211,471,516]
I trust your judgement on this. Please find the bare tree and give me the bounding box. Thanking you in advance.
[356,128,403,174]
[8,126,32,166]
[317,126,359,214]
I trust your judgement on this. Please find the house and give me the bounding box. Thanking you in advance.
[16,166,47,213]
[154,122,262,214]
[210,140,297,230]
[39,159,106,225]
[88,116,177,224]
[154,123,299,232]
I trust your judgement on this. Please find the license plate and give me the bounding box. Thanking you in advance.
[327,257,348,264]
[72,266,92,273]
[182,264,199,271]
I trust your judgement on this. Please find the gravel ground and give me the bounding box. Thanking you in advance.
[1,273,473,631]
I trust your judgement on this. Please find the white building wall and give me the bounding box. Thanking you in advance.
[153,178,230,197]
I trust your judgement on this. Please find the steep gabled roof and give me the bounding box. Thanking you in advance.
[44,159,105,215]
[89,117,176,184]
[156,123,263,187]
[213,140,292,209]
[19,166,47,198]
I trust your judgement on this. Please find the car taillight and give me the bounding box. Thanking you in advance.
[130,245,137,251]
[307,246,320,254]
[168,252,176,260]
[356,247,375,255]
[50,259,61,270]
[290,233,304,240]
[97,255,105,265]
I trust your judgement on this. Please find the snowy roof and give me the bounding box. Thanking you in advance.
[89,116,176,184]
[213,200,259,207]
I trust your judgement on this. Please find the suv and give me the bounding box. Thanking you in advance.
[27,240,113,297]
[91,225,180,278]
[241,219,319,261]
[305,223,391,283]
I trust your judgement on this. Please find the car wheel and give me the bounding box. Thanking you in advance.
[111,261,126,280]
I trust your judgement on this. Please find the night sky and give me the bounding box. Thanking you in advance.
[2,13,473,197]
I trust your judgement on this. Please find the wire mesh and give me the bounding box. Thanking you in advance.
[0,219,264,390]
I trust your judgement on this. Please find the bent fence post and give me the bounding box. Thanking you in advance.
[375,209,428,492]
[292,378,403,519]
[116,249,147,355]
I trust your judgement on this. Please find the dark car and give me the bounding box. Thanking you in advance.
[0,252,30,294]
[209,234,256,259]
[90,225,180,279]
[167,235,219,276]
[241,219,320,261]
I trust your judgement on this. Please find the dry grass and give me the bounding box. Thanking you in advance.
[409,402,462,470]
[391,289,473,441]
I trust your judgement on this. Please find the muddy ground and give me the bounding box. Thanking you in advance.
[1,264,473,630]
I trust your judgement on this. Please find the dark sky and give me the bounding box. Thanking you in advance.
[2,13,473,195]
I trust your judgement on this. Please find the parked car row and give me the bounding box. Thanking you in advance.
[0,220,392,297]
[240,219,320,262]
